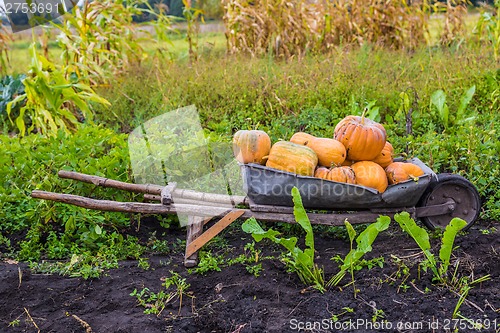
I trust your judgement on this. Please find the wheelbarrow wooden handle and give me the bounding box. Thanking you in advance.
[31,190,402,226]
[57,170,247,206]
[31,190,234,217]
[58,170,164,195]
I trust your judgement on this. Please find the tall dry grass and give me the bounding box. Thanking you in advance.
[223,0,469,58]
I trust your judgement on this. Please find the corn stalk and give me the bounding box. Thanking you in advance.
[223,0,470,58]
[474,0,500,61]
[437,0,469,46]
[0,25,12,75]
[55,0,173,85]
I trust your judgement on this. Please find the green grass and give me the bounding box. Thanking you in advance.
[1,14,499,277]
[6,29,227,74]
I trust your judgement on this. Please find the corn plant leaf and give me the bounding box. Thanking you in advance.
[6,94,26,120]
[439,217,467,276]
[15,107,26,137]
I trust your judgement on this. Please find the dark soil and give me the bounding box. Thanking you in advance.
[1,219,499,333]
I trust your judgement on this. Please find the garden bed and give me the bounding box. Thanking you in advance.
[1,218,498,333]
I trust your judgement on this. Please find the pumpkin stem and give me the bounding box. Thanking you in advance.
[409,174,419,182]
[361,107,368,125]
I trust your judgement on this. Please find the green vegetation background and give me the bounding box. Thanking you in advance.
[0,14,499,275]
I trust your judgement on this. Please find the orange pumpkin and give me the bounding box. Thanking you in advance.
[290,132,315,146]
[233,130,271,165]
[314,167,330,179]
[308,138,346,167]
[266,141,318,176]
[327,166,356,184]
[371,141,394,168]
[385,162,425,184]
[334,112,387,161]
[351,161,388,193]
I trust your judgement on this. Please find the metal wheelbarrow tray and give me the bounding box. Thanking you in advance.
[31,158,481,267]
[241,158,481,231]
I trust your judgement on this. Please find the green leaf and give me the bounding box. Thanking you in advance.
[430,90,448,129]
[291,187,314,258]
[394,212,431,250]
[457,85,476,120]
[94,224,102,235]
[15,108,26,137]
[439,218,467,276]
[328,216,390,287]
[345,220,356,244]
[276,237,300,255]
[65,215,76,233]
[394,212,438,276]
[242,194,323,291]
[241,218,280,242]
[341,216,390,271]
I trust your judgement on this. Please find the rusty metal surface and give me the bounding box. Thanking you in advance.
[241,158,436,210]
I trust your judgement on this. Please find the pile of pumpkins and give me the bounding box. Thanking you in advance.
[233,113,424,193]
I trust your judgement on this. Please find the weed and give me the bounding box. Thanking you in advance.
[394,212,492,303]
[331,307,354,322]
[331,255,385,270]
[0,233,11,250]
[228,242,267,277]
[372,308,386,323]
[191,251,223,275]
[394,212,466,283]
[480,227,497,235]
[242,187,325,292]
[205,235,230,251]
[8,319,20,327]
[130,271,192,317]
[146,233,170,254]
[138,258,151,270]
[429,85,476,131]
[451,274,490,328]
[29,254,117,279]
[327,216,390,295]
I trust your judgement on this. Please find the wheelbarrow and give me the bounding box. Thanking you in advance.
[31,158,481,267]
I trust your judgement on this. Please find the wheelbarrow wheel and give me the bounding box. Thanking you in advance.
[417,173,481,231]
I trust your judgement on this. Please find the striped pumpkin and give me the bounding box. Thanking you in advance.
[266,141,318,176]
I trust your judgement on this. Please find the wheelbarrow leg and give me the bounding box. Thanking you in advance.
[183,210,246,268]
[184,216,205,268]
